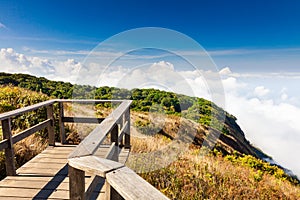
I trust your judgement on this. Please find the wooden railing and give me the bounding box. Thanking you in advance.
[0,99,169,199]
[67,100,168,200]
[0,99,57,175]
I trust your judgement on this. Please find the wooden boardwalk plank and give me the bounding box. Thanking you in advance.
[0,143,130,199]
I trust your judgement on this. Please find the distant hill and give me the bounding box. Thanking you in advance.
[0,72,299,199]
[0,72,273,157]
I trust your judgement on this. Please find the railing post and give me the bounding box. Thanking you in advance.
[124,108,130,149]
[59,102,66,144]
[46,104,55,146]
[111,124,119,162]
[105,180,123,200]
[69,166,85,200]
[1,118,16,176]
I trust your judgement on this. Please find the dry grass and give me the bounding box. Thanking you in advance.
[130,134,172,153]
[138,150,300,199]
[128,111,300,199]
[14,134,48,168]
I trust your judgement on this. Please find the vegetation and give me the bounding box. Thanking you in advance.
[0,85,78,179]
[0,86,50,178]
[224,153,299,184]
[138,149,300,200]
[0,73,231,133]
[0,72,299,198]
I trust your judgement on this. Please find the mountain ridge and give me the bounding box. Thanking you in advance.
[0,72,299,196]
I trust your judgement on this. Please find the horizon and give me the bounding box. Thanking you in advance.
[0,0,300,176]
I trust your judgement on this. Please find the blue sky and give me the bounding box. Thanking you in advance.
[1,1,300,50]
[1,0,300,72]
[1,1,300,175]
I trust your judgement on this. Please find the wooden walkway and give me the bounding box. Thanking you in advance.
[0,143,129,199]
[0,99,168,200]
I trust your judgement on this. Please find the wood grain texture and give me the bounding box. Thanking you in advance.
[11,119,51,144]
[58,102,66,144]
[68,156,124,178]
[0,99,56,121]
[47,105,55,146]
[106,167,169,200]
[0,144,110,199]
[69,166,85,200]
[68,101,132,158]
[62,116,105,124]
[0,99,136,199]
[1,118,16,176]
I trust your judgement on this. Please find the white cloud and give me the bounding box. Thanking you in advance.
[254,86,270,97]
[222,77,246,94]
[280,88,289,101]
[0,48,80,83]
[225,93,300,177]
[216,66,300,80]
[0,22,6,29]
[219,67,232,76]
[0,49,299,177]
[219,69,300,176]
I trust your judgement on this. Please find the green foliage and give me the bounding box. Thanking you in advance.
[134,119,161,135]
[139,152,300,199]
[224,154,299,185]
[0,72,240,137]
[0,86,50,136]
[0,72,95,99]
[1,72,299,195]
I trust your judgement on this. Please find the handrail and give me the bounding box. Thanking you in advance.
[0,99,127,176]
[0,99,56,121]
[0,99,168,200]
[68,155,169,200]
[68,100,131,158]
[0,100,57,175]
[67,99,169,199]
[67,100,133,199]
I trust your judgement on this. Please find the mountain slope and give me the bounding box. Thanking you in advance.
[0,72,299,198]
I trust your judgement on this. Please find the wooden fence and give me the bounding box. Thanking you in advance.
[0,99,169,200]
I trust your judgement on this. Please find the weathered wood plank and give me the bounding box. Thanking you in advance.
[118,121,128,143]
[47,105,55,146]
[106,167,169,200]
[0,178,69,190]
[58,99,125,104]
[84,145,128,199]
[110,125,119,162]
[69,166,85,200]
[58,102,66,144]
[68,124,108,158]
[104,143,119,161]
[0,187,69,199]
[62,116,105,124]
[1,118,16,176]
[0,99,56,121]
[68,156,124,178]
[12,119,51,144]
[68,100,132,158]
[124,109,131,149]
[0,99,133,199]
[106,179,123,200]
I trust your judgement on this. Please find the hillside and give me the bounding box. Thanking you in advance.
[0,72,299,199]
[0,72,278,158]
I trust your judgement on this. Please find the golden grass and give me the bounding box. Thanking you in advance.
[138,149,300,199]
[128,137,300,199]
[130,134,172,153]
[128,112,300,199]
[14,134,48,168]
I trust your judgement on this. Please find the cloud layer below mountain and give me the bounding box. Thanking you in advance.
[1,48,299,176]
